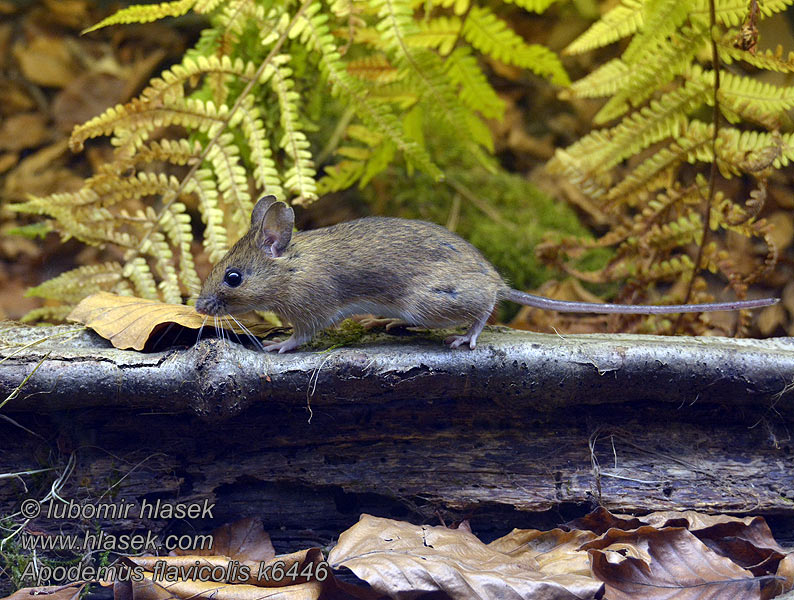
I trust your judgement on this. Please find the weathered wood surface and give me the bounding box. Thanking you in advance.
[1,323,794,555]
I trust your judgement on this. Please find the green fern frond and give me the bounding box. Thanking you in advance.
[622,0,690,63]
[238,96,284,199]
[717,70,794,129]
[207,132,254,227]
[411,16,461,54]
[83,0,200,33]
[594,21,708,123]
[317,159,367,193]
[445,47,505,120]
[464,6,570,85]
[564,0,644,55]
[265,55,318,205]
[689,0,794,27]
[588,73,711,173]
[295,4,442,178]
[563,59,632,99]
[719,43,794,73]
[500,0,559,13]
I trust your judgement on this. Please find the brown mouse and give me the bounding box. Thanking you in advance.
[195,195,779,353]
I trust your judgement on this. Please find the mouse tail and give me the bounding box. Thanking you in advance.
[506,289,779,314]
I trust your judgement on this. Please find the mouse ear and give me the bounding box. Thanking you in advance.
[251,195,278,228]
[257,201,294,257]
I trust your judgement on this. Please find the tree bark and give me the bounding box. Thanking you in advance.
[1,323,793,558]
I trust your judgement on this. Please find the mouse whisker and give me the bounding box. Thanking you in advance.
[152,322,176,350]
[223,315,246,347]
[195,315,208,346]
[228,314,265,351]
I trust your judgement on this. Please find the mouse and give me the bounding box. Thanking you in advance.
[195,195,780,353]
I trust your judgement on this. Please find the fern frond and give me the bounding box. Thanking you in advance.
[159,202,201,295]
[500,0,559,13]
[25,263,125,303]
[346,55,402,82]
[411,16,461,54]
[717,70,794,129]
[639,254,695,282]
[594,21,708,123]
[206,132,254,229]
[563,59,632,99]
[21,306,76,323]
[83,0,199,33]
[564,0,644,55]
[586,74,710,173]
[719,43,794,73]
[122,256,160,300]
[189,168,230,263]
[690,0,794,27]
[264,55,318,205]
[416,0,469,16]
[71,55,256,151]
[132,139,203,166]
[622,0,690,63]
[463,6,570,85]
[608,120,712,199]
[238,96,284,199]
[295,4,441,178]
[318,159,367,193]
[445,47,505,120]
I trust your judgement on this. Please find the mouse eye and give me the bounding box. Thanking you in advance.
[223,268,243,287]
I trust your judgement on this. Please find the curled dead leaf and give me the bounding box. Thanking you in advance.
[583,526,764,600]
[328,514,602,599]
[67,292,275,351]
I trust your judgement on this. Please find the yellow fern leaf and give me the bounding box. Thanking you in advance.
[83,0,199,33]
[564,0,644,55]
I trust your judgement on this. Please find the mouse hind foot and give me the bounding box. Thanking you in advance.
[444,312,489,350]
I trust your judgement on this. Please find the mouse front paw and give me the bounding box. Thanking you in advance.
[262,336,301,353]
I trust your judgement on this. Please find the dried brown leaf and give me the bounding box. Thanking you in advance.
[584,526,762,599]
[0,113,49,151]
[563,507,644,536]
[328,514,602,600]
[12,36,79,87]
[172,517,276,562]
[776,553,794,596]
[135,572,322,600]
[487,529,597,577]
[67,292,273,351]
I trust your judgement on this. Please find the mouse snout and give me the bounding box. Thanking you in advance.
[195,294,226,316]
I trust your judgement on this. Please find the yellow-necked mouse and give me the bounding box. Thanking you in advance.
[195,195,779,352]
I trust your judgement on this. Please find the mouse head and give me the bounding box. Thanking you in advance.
[196,195,295,316]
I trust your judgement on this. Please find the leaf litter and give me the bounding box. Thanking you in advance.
[6,509,791,600]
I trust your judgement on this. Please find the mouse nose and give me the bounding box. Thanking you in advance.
[195,295,221,315]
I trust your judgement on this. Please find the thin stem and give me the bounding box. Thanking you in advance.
[677,0,721,330]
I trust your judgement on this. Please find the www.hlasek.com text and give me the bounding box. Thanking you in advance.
[18,529,213,553]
